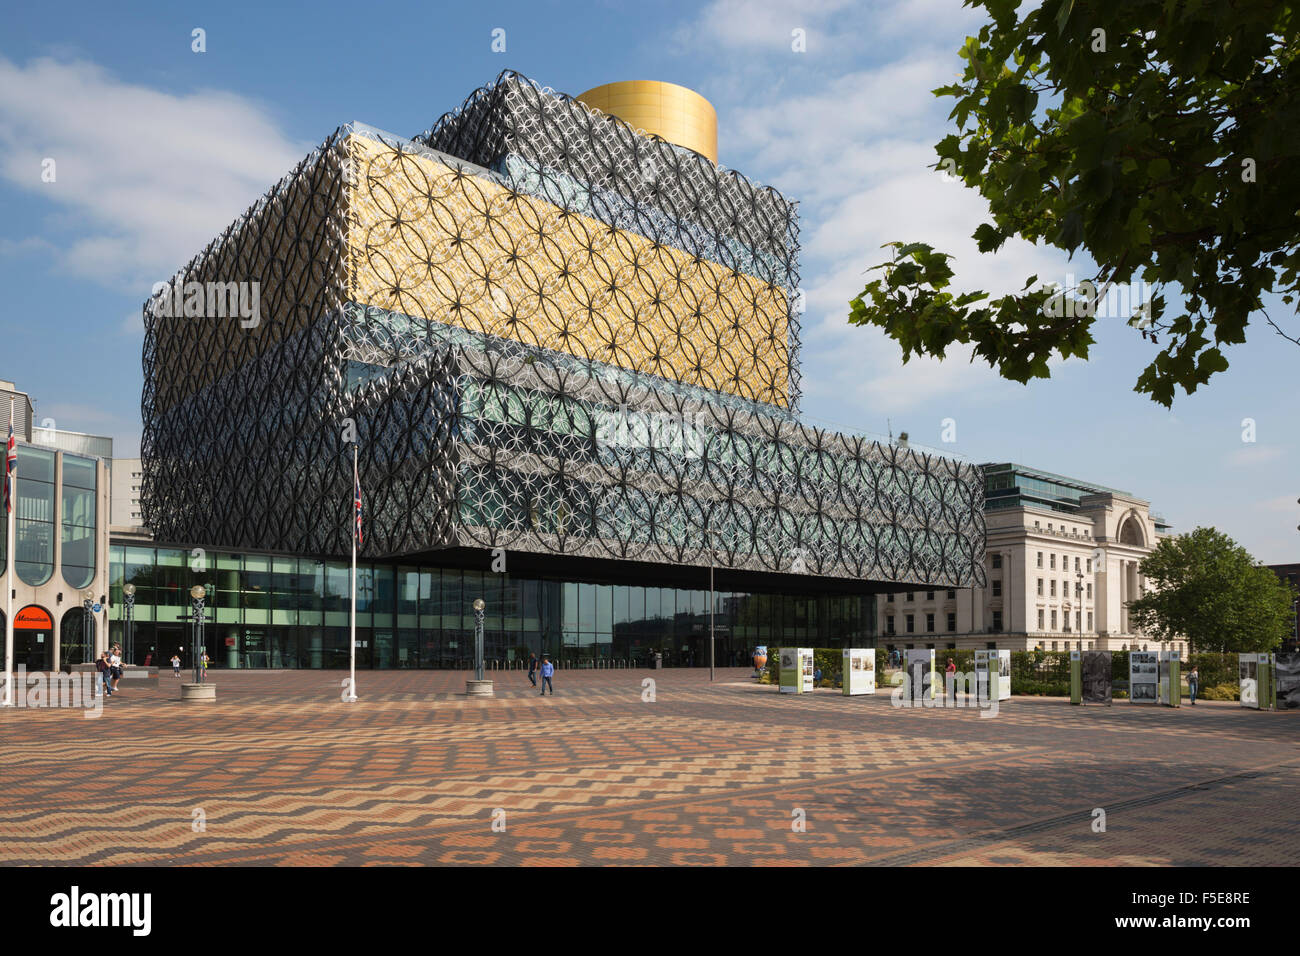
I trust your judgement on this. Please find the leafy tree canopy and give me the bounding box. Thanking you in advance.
[1127,526,1295,652]
[848,0,1299,406]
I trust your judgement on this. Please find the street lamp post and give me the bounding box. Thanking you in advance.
[707,526,719,683]
[473,598,485,682]
[81,593,94,672]
[123,583,135,666]
[709,548,715,683]
[189,585,206,684]
[1076,570,1084,645]
[466,597,493,696]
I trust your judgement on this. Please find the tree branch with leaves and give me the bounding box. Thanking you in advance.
[849,0,1299,406]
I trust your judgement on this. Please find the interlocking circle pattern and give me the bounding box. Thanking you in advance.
[140,72,985,591]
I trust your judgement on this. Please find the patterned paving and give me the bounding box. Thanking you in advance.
[1,668,1296,866]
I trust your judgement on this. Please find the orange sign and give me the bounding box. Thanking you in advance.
[15,606,53,630]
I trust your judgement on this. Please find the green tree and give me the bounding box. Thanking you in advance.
[848,0,1299,407]
[1127,527,1295,652]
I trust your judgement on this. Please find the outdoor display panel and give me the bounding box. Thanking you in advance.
[975,649,992,702]
[1277,650,1299,710]
[1239,652,1259,708]
[1265,653,1277,709]
[906,648,936,701]
[994,649,1010,701]
[779,647,813,694]
[842,647,875,696]
[1083,650,1112,704]
[1129,650,1158,703]
[800,648,815,693]
[1240,652,1275,710]
[975,649,1011,702]
[1158,649,1181,707]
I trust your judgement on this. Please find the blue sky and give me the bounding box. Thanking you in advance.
[1,0,1294,561]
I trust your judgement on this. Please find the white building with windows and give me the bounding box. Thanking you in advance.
[878,463,1186,654]
[109,457,146,531]
[2,379,119,671]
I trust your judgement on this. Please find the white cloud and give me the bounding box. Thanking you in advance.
[1227,445,1285,467]
[673,0,983,61]
[0,56,310,292]
[674,0,862,56]
[711,44,1072,416]
[32,401,140,457]
[1259,493,1300,514]
[0,236,55,257]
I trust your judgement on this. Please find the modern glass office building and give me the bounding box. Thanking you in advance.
[130,72,985,668]
[108,543,873,669]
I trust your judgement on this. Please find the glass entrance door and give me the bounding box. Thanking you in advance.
[156,624,188,671]
[15,628,49,671]
[59,608,92,668]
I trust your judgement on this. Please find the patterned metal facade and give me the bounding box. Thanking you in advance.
[141,72,985,590]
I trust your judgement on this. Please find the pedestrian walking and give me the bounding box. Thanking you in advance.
[170,653,182,677]
[109,646,123,694]
[200,652,210,682]
[527,653,538,687]
[539,654,555,696]
[95,651,113,697]
[946,657,957,704]
[1188,665,1199,705]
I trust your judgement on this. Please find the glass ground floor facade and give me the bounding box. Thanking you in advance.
[108,542,877,669]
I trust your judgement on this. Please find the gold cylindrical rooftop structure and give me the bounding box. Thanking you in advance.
[576,80,718,164]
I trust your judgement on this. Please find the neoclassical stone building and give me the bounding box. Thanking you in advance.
[878,463,1187,654]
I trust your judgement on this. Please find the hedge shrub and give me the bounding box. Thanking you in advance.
[1015,680,1071,697]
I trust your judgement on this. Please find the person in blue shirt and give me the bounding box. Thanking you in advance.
[539,655,555,695]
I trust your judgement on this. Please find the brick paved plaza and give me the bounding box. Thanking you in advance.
[1,668,1296,866]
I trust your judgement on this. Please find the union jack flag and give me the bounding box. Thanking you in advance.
[353,468,363,548]
[4,410,15,516]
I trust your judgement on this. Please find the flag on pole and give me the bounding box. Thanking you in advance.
[353,464,363,548]
[4,411,15,515]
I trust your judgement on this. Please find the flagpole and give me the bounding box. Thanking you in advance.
[347,440,358,703]
[3,398,15,708]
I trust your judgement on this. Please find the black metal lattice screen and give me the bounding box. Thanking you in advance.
[140,73,985,589]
